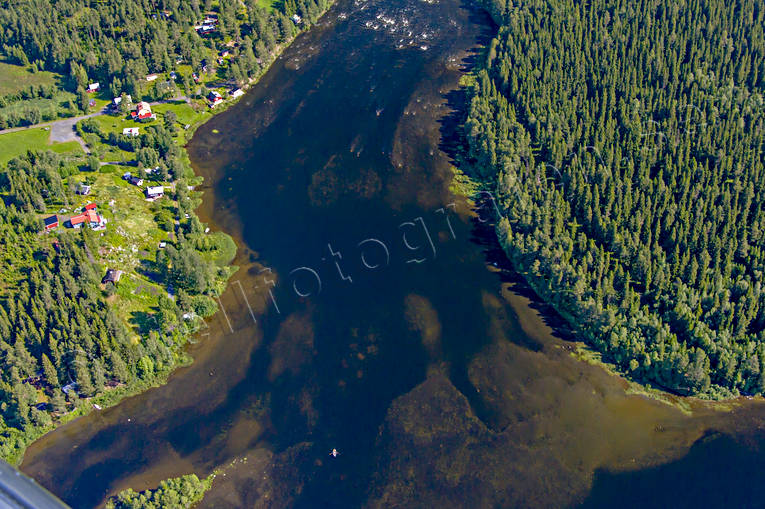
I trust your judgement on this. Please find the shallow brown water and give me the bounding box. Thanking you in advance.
[20,0,765,507]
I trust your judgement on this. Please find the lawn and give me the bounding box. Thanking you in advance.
[49,141,84,154]
[89,112,153,135]
[153,102,203,126]
[257,0,278,10]
[0,61,59,96]
[0,128,83,165]
[62,172,173,334]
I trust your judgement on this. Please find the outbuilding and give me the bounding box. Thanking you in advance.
[102,269,123,284]
[43,215,58,231]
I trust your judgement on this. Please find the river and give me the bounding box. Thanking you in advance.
[20,0,765,507]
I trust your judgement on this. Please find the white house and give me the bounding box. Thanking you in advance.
[113,94,132,107]
[128,175,144,186]
[230,89,244,99]
[146,74,159,82]
[207,90,223,107]
[87,83,100,93]
[145,186,165,201]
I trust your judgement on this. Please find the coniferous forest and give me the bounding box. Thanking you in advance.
[463,0,765,397]
[0,0,330,99]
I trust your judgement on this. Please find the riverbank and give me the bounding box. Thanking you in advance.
[461,0,765,400]
[449,38,763,407]
[8,2,336,473]
[449,155,757,414]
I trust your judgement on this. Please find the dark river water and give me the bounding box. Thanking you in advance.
[19,0,765,507]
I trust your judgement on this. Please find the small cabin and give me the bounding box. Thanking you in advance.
[102,269,123,284]
[87,83,100,93]
[43,215,58,231]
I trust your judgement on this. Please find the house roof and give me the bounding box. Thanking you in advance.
[103,269,122,283]
[84,203,97,211]
[44,215,58,226]
[86,210,100,223]
[69,214,86,225]
[146,186,164,195]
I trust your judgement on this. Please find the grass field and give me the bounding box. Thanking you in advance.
[153,102,204,126]
[0,91,77,118]
[257,0,278,10]
[0,61,59,96]
[89,112,149,134]
[49,141,84,154]
[62,172,173,333]
[0,128,84,165]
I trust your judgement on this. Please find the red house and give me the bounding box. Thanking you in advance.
[130,101,156,122]
[68,214,86,228]
[43,215,58,231]
[85,202,97,211]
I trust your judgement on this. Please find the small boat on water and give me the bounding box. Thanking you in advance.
[330,448,339,457]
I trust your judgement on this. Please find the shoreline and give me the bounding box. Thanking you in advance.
[445,3,765,406]
[15,1,336,471]
[449,163,760,414]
